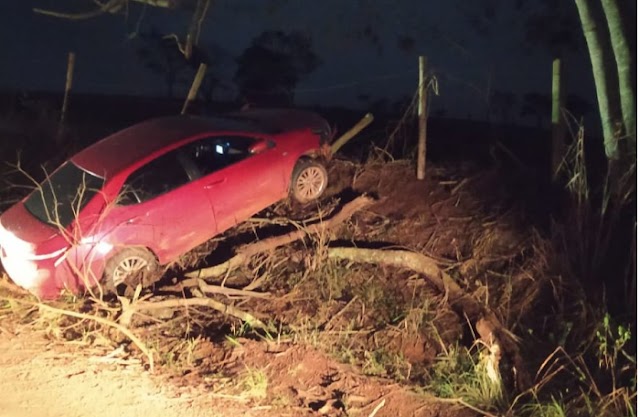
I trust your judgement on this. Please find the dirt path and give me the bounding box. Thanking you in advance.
[0,331,225,417]
[0,328,472,417]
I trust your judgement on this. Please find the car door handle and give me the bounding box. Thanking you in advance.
[205,178,226,188]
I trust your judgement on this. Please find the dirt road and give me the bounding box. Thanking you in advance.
[0,331,224,417]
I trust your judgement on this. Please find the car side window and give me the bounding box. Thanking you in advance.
[119,151,190,205]
[185,136,260,176]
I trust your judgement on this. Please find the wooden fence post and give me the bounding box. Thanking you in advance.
[551,58,567,182]
[417,55,428,180]
[57,51,75,142]
[181,63,207,115]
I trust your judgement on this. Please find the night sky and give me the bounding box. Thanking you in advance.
[1,0,601,127]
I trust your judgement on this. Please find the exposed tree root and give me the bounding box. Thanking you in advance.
[327,247,531,390]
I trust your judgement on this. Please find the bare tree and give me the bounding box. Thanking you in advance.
[33,0,211,60]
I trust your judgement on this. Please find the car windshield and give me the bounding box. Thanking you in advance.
[24,162,105,228]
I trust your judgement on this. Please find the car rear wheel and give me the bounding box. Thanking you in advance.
[290,159,328,203]
[104,247,160,296]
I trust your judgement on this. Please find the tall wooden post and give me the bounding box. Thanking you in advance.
[57,51,75,142]
[181,63,207,115]
[417,56,428,180]
[551,58,567,182]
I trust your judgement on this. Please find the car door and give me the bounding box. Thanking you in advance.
[183,135,286,234]
[113,148,217,263]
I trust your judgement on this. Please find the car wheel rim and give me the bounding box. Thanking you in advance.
[112,256,149,287]
[296,167,325,200]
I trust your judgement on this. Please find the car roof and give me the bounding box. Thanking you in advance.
[70,115,276,179]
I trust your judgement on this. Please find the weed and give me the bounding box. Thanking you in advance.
[362,348,411,380]
[426,343,506,412]
[312,262,350,301]
[595,314,635,386]
[519,396,568,417]
[240,366,269,400]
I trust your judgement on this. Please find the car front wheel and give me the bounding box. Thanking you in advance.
[104,247,160,296]
[290,159,328,203]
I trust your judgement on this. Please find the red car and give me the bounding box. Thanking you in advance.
[0,109,332,299]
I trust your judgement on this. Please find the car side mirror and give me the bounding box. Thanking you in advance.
[249,139,274,154]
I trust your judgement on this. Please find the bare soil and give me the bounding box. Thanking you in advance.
[0,325,472,417]
[0,158,554,417]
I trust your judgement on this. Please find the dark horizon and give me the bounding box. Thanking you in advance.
[1,1,607,132]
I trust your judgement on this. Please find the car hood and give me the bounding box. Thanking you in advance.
[0,202,60,245]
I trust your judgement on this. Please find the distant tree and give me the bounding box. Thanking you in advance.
[434,109,448,118]
[565,94,594,120]
[396,35,416,54]
[137,29,220,100]
[234,30,321,107]
[490,90,518,123]
[137,30,193,98]
[520,93,551,127]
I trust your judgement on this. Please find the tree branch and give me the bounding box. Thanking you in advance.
[33,0,177,20]
[129,297,269,330]
[185,195,376,280]
[34,0,126,20]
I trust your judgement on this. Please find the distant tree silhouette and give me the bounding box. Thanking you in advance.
[520,92,551,127]
[137,30,194,98]
[490,90,518,123]
[136,29,218,99]
[396,35,416,54]
[234,30,321,107]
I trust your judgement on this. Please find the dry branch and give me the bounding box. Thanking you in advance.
[4,298,155,371]
[186,195,375,280]
[129,297,270,331]
[179,278,272,299]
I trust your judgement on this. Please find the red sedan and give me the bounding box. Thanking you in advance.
[0,109,332,299]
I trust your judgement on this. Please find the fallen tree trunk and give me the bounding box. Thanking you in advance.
[186,195,375,280]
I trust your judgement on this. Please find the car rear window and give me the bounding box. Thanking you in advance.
[24,162,104,228]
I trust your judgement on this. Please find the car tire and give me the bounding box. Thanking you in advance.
[104,247,160,296]
[290,159,329,203]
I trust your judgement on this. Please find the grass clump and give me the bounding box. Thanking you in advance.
[426,343,507,412]
[240,366,269,400]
